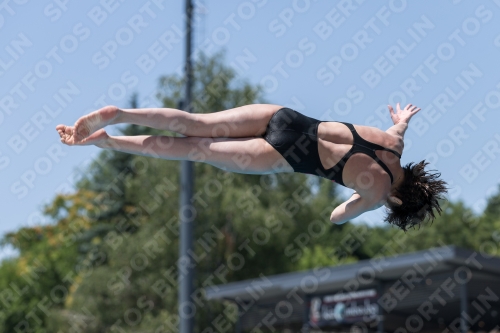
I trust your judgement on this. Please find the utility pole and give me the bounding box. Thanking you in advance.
[179,0,194,332]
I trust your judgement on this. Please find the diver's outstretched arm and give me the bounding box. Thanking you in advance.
[330,192,381,225]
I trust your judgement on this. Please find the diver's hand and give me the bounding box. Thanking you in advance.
[388,103,421,125]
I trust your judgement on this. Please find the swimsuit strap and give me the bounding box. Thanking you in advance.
[340,122,400,184]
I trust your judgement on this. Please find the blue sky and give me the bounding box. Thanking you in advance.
[1,1,500,260]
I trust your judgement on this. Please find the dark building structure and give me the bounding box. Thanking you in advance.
[204,246,500,333]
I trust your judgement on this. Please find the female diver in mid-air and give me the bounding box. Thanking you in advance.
[56,103,447,231]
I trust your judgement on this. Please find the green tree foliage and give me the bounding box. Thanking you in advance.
[0,190,97,332]
[482,185,500,224]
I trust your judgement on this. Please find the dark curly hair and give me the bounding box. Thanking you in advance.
[385,160,448,231]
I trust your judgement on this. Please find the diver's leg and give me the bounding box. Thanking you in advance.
[56,125,293,174]
[69,104,283,141]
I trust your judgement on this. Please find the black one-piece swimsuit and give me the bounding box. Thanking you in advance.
[262,107,401,187]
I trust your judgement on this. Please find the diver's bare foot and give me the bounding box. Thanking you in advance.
[57,125,109,146]
[73,105,119,141]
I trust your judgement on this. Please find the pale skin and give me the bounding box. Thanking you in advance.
[56,103,420,224]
